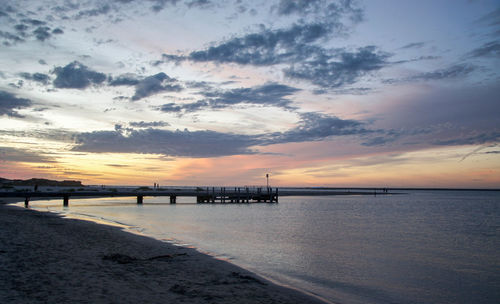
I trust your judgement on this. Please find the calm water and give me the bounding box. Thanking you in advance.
[21,191,500,304]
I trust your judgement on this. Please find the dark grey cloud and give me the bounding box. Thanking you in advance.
[275,0,363,22]
[0,146,56,163]
[75,4,111,19]
[434,132,500,146]
[384,64,476,84]
[187,23,332,66]
[264,112,369,145]
[0,90,33,117]
[161,5,384,90]
[159,83,300,113]
[284,46,390,88]
[33,26,51,41]
[467,41,500,58]
[400,42,426,49]
[19,72,50,85]
[200,83,299,109]
[72,112,369,157]
[72,128,260,157]
[409,64,476,81]
[52,61,106,89]
[0,31,24,45]
[38,59,47,65]
[160,100,208,113]
[185,0,212,9]
[129,121,170,128]
[14,24,28,31]
[0,129,77,142]
[52,28,64,34]
[131,72,183,101]
[21,18,46,26]
[108,74,141,86]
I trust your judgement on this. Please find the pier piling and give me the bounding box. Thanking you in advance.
[137,195,143,204]
[63,195,69,207]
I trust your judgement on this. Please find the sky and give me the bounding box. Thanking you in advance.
[0,0,499,188]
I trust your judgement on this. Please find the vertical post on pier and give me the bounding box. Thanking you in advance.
[269,187,273,203]
[170,195,176,204]
[63,195,69,207]
[24,197,29,208]
[246,187,249,203]
[275,188,279,203]
[137,195,143,204]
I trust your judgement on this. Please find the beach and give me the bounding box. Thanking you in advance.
[0,198,327,304]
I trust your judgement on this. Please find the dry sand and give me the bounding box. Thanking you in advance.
[0,198,327,304]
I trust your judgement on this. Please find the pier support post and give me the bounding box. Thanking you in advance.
[24,197,29,208]
[137,195,143,204]
[170,195,176,204]
[63,195,69,207]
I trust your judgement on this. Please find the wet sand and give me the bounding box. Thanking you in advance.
[0,198,327,304]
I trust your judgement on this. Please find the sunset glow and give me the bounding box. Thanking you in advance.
[1,0,499,187]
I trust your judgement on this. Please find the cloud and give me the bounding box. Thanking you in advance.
[160,101,207,113]
[187,23,332,66]
[52,61,106,89]
[384,64,476,84]
[0,128,77,142]
[467,41,500,58]
[0,146,55,163]
[0,31,24,45]
[0,90,33,117]
[108,73,141,86]
[264,112,370,144]
[159,82,300,113]
[284,46,390,88]
[410,64,476,81]
[33,26,52,41]
[19,72,50,85]
[72,112,369,157]
[400,42,426,49]
[363,83,500,149]
[185,0,212,9]
[129,121,170,128]
[200,83,299,109]
[434,132,500,146]
[275,0,364,23]
[72,128,260,157]
[164,20,388,89]
[131,72,183,101]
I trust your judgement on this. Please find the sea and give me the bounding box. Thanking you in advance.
[17,190,500,304]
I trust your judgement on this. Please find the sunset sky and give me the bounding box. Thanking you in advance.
[1,0,499,187]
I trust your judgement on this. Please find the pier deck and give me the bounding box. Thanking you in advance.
[1,187,392,207]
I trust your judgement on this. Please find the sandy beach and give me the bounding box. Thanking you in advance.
[0,198,327,304]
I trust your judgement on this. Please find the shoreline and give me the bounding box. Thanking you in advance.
[0,198,329,304]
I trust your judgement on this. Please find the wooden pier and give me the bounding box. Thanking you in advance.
[1,187,397,208]
[2,187,279,207]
